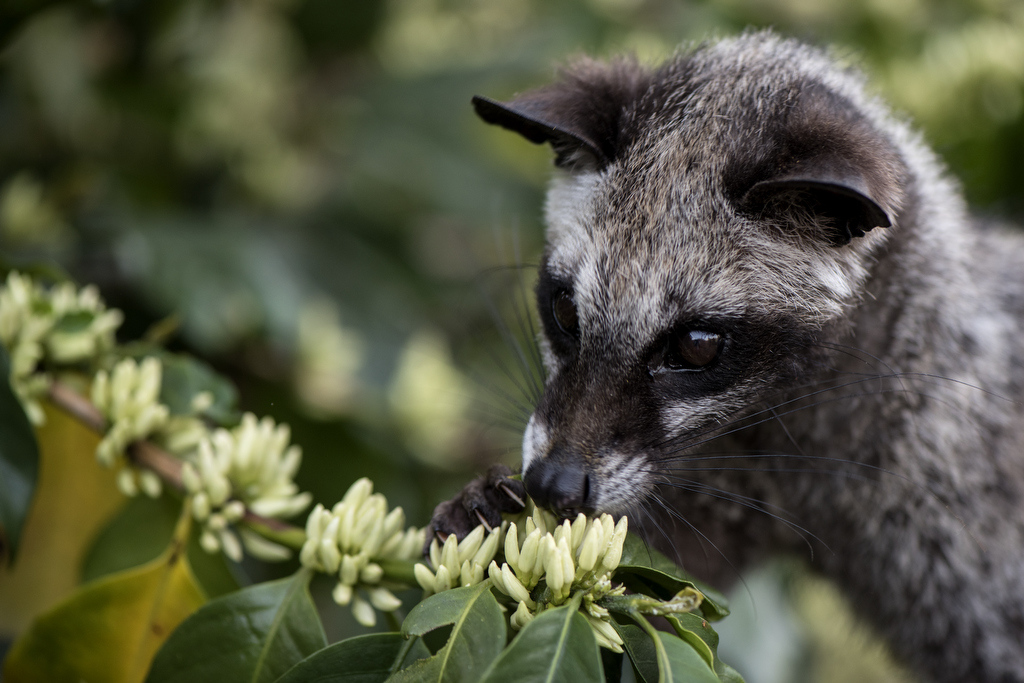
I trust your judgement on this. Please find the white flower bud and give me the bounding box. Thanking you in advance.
[414,563,436,592]
[200,530,220,554]
[207,513,227,531]
[337,504,358,551]
[182,463,202,493]
[601,517,628,573]
[577,524,602,573]
[542,537,563,596]
[341,478,374,509]
[219,529,242,562]
[360,562,383,584]
[361,514,386,557]
[504,522,520,572]
[559,537,575,598]
[222,500,246,522]
[190,391,214,413]
[428,538,442,569]
[518,528,541,584]
[472,527,501,568]
[351,595,376,628]
[570,513,587,550]
[439,533,460,576]
[368,587,402,612]
[501,563,535,608]
[239,529,292,562]
[116,469,138,497]
[382,507,405,540]
[433,564,452,593]
[399,528,425,560]
[333,583,353,605]
[139,470,162,498]
[457,525,485,565]
[487,561,505,593]
[585,613,624,653]
[192,492,211,521]
[319,537,342,574]
[465,562,485,587]
[340,554,360,585]
[510,600,535,631]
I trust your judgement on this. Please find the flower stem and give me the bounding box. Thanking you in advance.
[377,558,421,586]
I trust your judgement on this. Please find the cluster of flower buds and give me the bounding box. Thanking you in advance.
[300,478,424,627]
[487,505,629,651]
[91,357,170,498]
[182,413,313,562]
[413,524,503,595]
[0,272,122,424]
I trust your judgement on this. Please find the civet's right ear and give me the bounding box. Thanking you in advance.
[740,155,894,247]
[471,58,650,170]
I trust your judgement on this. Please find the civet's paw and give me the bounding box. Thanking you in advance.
[424,464,526,553]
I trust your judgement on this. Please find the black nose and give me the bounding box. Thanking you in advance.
[524,458,590,517]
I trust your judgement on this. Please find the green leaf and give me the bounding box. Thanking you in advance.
[81,494,241,599]
[52,310,94,334]
[618,623,720,683]
[478,602,603,683]
[157,352,239,424]
[2,534,206,683]
[81,494,180,582]
[146,568,326,683]
[665,614,745,683]
[614,534,730,621]
[617,624,658,683]
[389,583,505,683]
[276,633,430,683]
[0,344,40,563]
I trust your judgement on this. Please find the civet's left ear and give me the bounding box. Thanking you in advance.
[472,95,607,167]
[740,154,893,247]
[471,57,651,170]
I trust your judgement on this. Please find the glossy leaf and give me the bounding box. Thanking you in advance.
[478,602,603,683]
[615,534,729,620]
[276,632,430,683]
[146,568,326,683]
[2,535,205,683]
[156,351,239,425]
[0,402,125,633]
[619,622,721,683]
[0,344,40,563]
[389,583,505,683]
[666,614,745,683]
[82,493,241,599]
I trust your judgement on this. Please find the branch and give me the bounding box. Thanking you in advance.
[46,379,302,537]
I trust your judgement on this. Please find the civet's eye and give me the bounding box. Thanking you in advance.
[662,329,723,371]
[552,290,579,337]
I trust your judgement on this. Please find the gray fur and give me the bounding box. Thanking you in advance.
[485,31,1024,682]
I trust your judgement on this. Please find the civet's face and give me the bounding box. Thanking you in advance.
[472,35,903,519]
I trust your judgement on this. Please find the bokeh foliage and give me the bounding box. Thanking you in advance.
[1,0,1022,678]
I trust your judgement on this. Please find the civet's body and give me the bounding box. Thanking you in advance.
[433,32,1024,682]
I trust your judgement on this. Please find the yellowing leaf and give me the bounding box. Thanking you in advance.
[0,401,125,634]
[2,534,206,683]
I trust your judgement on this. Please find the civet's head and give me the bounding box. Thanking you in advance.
[474,32,907,518]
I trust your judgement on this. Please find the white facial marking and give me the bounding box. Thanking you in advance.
[521,414,548,472]
[592,453,649,513]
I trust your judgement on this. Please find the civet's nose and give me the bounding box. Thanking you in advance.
[524,456,590,517]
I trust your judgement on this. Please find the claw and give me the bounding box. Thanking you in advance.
[474,508,493,532]
[498,482,525,508]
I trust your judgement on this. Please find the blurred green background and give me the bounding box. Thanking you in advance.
[2,0,1021,680]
